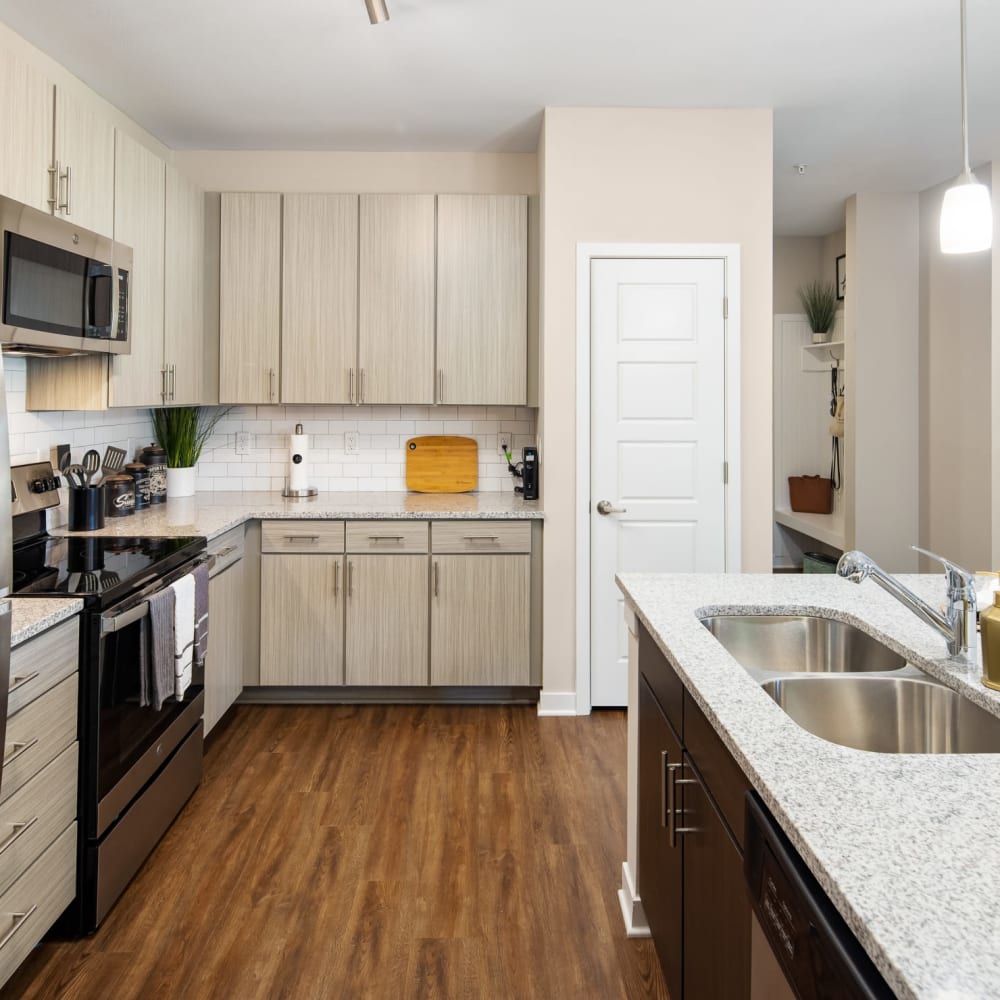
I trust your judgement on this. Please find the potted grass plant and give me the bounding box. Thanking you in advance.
[797,280,838,343]
[150,406,228,498]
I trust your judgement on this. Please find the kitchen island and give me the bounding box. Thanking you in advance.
[617,572,1000,1000]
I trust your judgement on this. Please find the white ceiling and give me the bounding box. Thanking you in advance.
[1,0,998,235]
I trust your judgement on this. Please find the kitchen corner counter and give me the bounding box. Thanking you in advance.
[617,572,1000,1000]
[50,490,543,542]
[11,597,82,647]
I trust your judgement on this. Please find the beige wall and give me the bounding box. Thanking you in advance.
[773,236,822,313]
[919,169,992,571]
[538,107,773,700]
[173,151,538,194]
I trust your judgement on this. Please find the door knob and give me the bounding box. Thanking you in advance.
[596,500,627,515]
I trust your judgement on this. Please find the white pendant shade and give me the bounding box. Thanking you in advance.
[940,179,993,254]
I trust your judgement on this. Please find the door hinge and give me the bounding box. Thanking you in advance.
[723,297,729,320]
[723,461,729,484]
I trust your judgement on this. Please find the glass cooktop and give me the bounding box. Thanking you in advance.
[12,534,206,606]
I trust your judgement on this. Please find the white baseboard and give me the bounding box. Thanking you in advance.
[618,861,650,938]
[537,690,579,716]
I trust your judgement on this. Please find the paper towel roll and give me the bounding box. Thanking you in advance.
[289,426,309,492]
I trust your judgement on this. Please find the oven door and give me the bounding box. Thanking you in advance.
[90,587,205,839]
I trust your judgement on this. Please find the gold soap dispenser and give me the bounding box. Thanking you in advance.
[981,591,1000,690]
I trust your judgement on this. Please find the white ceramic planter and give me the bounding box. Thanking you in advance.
[166,466,196,498]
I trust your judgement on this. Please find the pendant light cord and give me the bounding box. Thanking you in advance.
[960,0,972,178]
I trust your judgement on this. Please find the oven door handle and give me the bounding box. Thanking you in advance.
[100,552,215,634]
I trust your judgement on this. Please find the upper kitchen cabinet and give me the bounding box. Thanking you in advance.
[108,131,165,408]
[281,194,358,403]
[164,166,214,405]
[0,46,53,212]
[436,195,527,405]
[359,194,435,404]
[219,192,281,404]
[53,86,115,237]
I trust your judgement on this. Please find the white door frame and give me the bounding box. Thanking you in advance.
[575,242,742,716]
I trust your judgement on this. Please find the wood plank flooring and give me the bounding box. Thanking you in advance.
[4,705,668,1000]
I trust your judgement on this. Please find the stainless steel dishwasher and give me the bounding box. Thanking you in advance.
[744,792,896,1000]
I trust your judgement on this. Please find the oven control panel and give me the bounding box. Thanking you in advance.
[12,460,61,517]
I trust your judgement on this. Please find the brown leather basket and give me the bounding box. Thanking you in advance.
[788,475,833,514]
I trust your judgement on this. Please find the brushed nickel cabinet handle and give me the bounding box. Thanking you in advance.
[47,161,59,210]
[169,364,176,401]
[0,816,38,856]
[3,739,38,768]
[160,366,168,403]
[348,561,354,598]
[463,535,499,543]
[268,368,276,402]
[0,905,37,950]
[334,560,340,598]
[667,761,699,847]
[7,672,39,695]
[660,750,669,828]
[433,560,439,597]
[349,367,355,404]
[438,369,444,403]
[368,535,404,542]
[59,164,71,214]
[284,535,320,542]
[360,368,366,404]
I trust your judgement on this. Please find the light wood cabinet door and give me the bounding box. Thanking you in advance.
[436,195,527,405]
[0,47,53,212]
[165,166,212,405]
[205,557,246,733]
[282,194,358,403]
[220,192,281,404]
[345,555,428,686]
[108,131,165,408]
[359,194,435,404]
[430,554,530,686]
[53,85,115,237]
[260,554,344,685]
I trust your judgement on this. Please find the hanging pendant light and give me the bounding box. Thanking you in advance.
[940,0,992,253]
[364,0,389,24]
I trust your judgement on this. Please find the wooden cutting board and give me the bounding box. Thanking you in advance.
[406,436,479,493]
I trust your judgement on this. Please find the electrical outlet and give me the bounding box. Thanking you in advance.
[345,431,360,455]
[499,438,509,459]
[235,431,252,456]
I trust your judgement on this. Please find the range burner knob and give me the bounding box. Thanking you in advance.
[29,477,58,493]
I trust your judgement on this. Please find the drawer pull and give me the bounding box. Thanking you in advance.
[433,560,439,598]
[334,561,340,598]
[285,535,320,542]
[0,905,37,951]
[368,535,404,542]
[8,672,39,695]
[3,739,39,768]
[0,817,38,857]
[463,535,499,543]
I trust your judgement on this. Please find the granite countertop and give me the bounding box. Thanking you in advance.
[11,597,82,647]
[616,572,1000,1000]
[51,490,543,542]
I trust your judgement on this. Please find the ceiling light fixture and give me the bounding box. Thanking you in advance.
[940,0,991,254]
[364,0,389,24]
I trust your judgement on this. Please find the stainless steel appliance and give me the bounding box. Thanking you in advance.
[11,461,206,932]
[0,195,131,357]
[744,792,894,999]
[0,354,13,799]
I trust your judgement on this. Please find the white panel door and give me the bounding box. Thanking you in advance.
[591,258,728,707]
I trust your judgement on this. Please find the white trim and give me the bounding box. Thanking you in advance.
[618,862,650,938]
[575,242,742,716]
[536,691,578,717]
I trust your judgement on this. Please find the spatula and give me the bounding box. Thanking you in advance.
[101,445,127,482]
[82,450,101,487]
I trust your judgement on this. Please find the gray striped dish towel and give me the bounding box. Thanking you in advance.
[148,585,176,711]
[193,562,209,671]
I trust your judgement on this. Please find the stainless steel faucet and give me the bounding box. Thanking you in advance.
[836,546,978,656]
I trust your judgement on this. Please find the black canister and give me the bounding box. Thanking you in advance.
[105,474,135,518]
[141,444,167,504]
[68,487,105,531]
[126,461,151,510]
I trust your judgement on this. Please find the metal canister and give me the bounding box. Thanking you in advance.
[125,461,151,510]
[141,444,167,505]
[105,474,135,518]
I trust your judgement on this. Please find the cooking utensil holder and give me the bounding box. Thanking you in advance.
[68,486,105,531]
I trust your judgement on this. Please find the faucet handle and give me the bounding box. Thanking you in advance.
[911,546,977,600]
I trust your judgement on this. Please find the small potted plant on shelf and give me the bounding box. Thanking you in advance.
[150,406,228,498]
[797,280,837,343]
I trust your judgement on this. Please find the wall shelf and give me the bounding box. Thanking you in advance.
[801,340,845,368]
[774,506,845,552]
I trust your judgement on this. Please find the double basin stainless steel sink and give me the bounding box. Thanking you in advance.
[701,615,1000,754]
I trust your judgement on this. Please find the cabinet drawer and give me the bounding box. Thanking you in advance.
[431,521,531,554]
[261,521,344,554]
[9,618,78,718]
[346,521,428,553]
[1,675,78,804]
[0,822,76,991]
[0,744,77,898]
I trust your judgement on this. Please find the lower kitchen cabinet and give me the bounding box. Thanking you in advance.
[260,553,345,685]
[345,555,428,686]
[205,538,247,733]
[638,625,751,1000]
[430,554,530,686]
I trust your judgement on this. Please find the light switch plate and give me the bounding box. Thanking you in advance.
[235,431,252,456]
[345,432,360,456]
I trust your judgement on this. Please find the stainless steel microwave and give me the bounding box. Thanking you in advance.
[0,195,131,357]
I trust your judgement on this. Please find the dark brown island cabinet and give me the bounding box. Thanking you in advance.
[637,623,752,1000]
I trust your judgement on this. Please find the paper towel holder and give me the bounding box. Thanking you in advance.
[282,423,319,499]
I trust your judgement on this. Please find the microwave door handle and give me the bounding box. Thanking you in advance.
[86,264,113,336]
